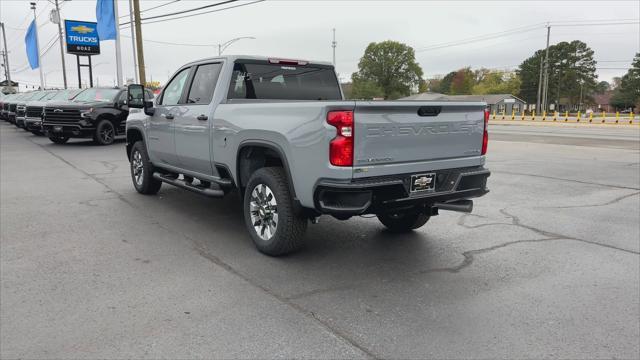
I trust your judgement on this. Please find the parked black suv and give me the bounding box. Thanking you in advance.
[42,87,150,145]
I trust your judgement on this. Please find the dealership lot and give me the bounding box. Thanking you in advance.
[1,123,639,358]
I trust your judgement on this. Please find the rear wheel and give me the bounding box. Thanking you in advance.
[243,167,307,256]
[130,141,162,195]
[48,135,69,144]
[94,119,116,145]
[377,210,430,233]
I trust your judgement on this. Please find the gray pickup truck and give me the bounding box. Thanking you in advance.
[126,55,490,256]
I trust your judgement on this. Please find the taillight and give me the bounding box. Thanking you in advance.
[482,108,489,155]
[327,110,354,166]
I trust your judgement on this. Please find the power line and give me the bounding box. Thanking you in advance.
[121,0,265,27]
[120,34,213,47]
[121,0,236,25]
[119,0,181,18]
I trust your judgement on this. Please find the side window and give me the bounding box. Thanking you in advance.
[160,68,190,106]
[228,63,248,99]
[186,63,223,105]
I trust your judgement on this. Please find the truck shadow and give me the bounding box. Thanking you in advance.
[148,186,444,295]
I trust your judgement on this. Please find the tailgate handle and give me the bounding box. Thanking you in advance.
[417,106,441,117]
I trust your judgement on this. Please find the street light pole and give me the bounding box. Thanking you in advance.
[218,36,255,56]
[53,0,67,88]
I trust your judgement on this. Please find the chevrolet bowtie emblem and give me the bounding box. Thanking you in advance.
[71,25,94,34]
[414,176,433,187]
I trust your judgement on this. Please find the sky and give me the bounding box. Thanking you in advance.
[1,0,639,90]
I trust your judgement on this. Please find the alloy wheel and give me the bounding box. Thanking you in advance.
[249,184,278,241]
[132,150,144,186]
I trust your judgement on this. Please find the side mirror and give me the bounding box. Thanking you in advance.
[127,84,155,115]
[127,84,145,109]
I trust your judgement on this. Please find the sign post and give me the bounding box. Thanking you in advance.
[64,20,100,88]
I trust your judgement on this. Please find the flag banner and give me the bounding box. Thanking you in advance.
[24,20,39,69]
[96,0,117,40]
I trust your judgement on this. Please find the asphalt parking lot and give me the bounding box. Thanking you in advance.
[1,122,639,359]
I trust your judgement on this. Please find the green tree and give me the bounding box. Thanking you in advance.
[351,40,424,99]
[611,53,640,110]
[349,76,384,99]
[517,40,597,109]
[449,67,475,94]
[595,80,610,93]
[436,71,456,94]
[472,71,521,95]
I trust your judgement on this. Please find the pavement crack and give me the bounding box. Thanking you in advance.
[538,191,640,209]
[423,237,564,274]
[498,208,639,255]
[492,170,640,190]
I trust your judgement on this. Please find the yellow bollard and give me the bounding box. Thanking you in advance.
[564,111,569,122]
[631,112,635,124]
[542,111,546,121]
[501,110,505,120]
[589,112,593,123]
[511,109,515,120]
[492,110,496,120]
[553,111,558,121]
[602,111,606,123]
[616,111,619,124]
[577,111,581,122]
[532,110,536,121]
[521,110,525,121]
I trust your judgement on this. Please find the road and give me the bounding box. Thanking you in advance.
[1,122,639,359]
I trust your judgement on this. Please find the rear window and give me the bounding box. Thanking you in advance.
[228,62,341,101]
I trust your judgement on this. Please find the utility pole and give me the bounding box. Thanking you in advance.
[535,54,543,111]
[112,0,123,87]
[1,22,11,87]
[332,28,336,67]
[127,0,138,83]
[541,24,551,112]
[53,0,68,88]
[132,0,146,85]
[30,2,45,90]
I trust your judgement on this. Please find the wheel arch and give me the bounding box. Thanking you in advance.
[236,140,297,201]
[126,127,145,161]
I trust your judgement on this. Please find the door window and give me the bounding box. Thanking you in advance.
[160,68,190,106]
[186,63,223,105]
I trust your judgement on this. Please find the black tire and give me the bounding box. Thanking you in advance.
[243,167,307,256]
[130,141,162,195]
[31,130,43,136]
[94,119,116,145]
[48,135,69,144]
[377,210,430,233]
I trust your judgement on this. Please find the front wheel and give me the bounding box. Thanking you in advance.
[49,135,69,144]
[94,119,116,145]
[243,167,307,256]
[130,141,162,195]
[377,210,430,233]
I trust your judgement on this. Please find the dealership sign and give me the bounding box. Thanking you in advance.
[64,20,100,55]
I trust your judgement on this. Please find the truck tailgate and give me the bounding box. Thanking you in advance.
[352,101,486,177]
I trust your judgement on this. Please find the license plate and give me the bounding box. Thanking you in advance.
[410,173,436,192]
[53,126,63,132]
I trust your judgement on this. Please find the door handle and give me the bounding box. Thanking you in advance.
[197,114,208,121]
[165,113,174,120]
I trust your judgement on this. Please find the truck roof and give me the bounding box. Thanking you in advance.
[181,55,334,68]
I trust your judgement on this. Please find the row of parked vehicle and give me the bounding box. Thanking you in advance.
[0,87,150,145]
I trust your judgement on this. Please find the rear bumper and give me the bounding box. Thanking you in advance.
[314,166,490,216]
